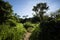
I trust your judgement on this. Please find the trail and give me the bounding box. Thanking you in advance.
[24,32,31,40]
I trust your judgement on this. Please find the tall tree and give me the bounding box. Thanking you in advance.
[32,3,49,22]
[0,0,13,23]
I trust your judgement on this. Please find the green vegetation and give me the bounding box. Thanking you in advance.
[0,0,60,40]
[29,3,60,40]
[0,24,26,40]
[29,25,40,40]
[0,0,26,40]
[32,3,49,21]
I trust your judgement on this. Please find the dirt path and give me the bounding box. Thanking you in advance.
[24,32,31,40]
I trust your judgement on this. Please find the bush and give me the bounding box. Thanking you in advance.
[23,22,34,29]
[29,23,40,40]
[0,23,26,40]
[38,20,60,40]
[30,20,60,40]
[29,26,40,40]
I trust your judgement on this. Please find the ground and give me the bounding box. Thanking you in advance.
[24,32,31,40]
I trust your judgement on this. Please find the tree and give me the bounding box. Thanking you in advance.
[0,0,13,23]
[23,15,28,19]
[32,3,49,22]
[50,9,60,20]
[55,9,60,19]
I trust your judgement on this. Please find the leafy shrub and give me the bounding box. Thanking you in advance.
[29,26,40,40]
[23,22,34,29]
[29,23,40,40]
[38,20,60,40]
[6,19,17,27]
[30,20,60,40]
[0,23,26,40]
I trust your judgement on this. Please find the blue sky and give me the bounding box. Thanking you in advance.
[4,0,60,18]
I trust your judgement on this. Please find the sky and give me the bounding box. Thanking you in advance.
[4,0,60,18]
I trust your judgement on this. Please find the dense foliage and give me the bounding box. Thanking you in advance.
[0,23,26,40]
[29,3,60,40]
[0,0,60,40]
[0,0,26,40]
[29,24,40,40]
